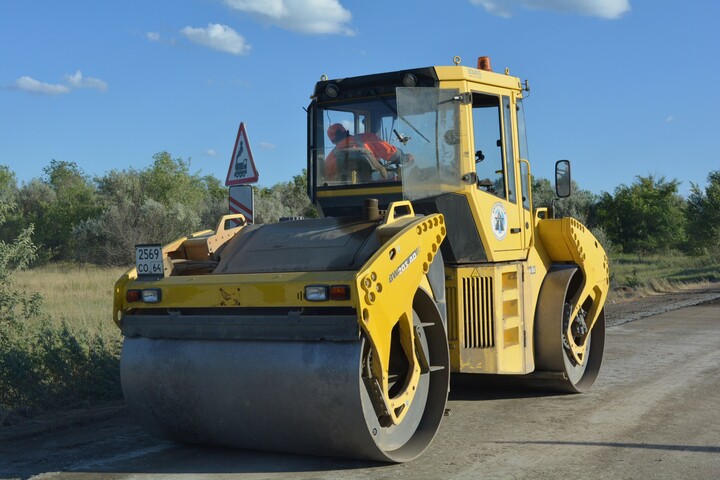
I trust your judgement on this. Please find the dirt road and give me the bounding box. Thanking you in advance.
[2,287,719,479]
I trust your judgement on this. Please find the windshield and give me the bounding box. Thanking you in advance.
[396,87,463,200]
[313,88,463,199]
[314,96,403,186]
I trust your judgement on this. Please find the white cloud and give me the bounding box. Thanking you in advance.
[14,76,70,95]
[470,0,631,19]
[222,0,354,35]
[146,31,177,46]
[181,23,251,55]
[206,149,218,156]
[259,142,276,150]
[665,115,675,123]
[64,70,108,91]
[11,71,108,95]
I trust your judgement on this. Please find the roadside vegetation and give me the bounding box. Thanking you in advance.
[611,252,720,289]
[1,155,719,425]
[0,207,121,426]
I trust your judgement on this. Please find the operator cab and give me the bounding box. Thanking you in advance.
[308,67,454,217]
[307,58,534,262]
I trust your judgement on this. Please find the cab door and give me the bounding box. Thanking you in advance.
[471,92,523,254]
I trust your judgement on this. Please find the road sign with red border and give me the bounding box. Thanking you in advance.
[225,122,259,186]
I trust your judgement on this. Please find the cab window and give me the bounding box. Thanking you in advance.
[502,96,517,203]
[316,98,400,186]
[472,92,516,203]
[517,98,531,210]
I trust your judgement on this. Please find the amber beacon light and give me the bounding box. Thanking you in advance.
[477,56,492,71]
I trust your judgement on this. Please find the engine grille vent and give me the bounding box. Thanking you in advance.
[446,286,458,341]
[462,276,495,349]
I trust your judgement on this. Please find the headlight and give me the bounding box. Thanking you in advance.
[127,288,162,303]
[305,285,329,301]
[305,284,351,301]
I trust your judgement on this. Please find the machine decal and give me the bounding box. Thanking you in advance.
[389,247,420,283]
[491,202,507,240]
[219,287,242,306]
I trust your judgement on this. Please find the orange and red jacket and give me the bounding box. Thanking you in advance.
[324,133,398,180]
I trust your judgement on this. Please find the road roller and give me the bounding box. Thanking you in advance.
[113,56,609,462]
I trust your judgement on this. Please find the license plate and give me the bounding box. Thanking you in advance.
[135,244,164,278]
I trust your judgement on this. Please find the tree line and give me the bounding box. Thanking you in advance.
[0,153,315,266]
[0,153,718,266]
[536,172,720,259]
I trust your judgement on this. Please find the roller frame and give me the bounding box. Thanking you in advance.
[355,201,446,426]
[537,217,609,365]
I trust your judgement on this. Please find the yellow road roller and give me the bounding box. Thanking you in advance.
[113,56,609,462]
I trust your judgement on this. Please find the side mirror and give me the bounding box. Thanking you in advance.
[555,159,571,198]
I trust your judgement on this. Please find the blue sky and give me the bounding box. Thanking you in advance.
[1,0,718,196]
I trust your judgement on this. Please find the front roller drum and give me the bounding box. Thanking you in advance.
[120,313,449,462]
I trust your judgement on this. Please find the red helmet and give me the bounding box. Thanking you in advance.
[327,123,348,142]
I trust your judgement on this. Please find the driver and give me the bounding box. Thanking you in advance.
[324,123,409,181]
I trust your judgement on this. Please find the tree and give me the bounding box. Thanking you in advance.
[532,177,613,251]
[593,175,686,254]
[199,174,231,228]
[0,167,19,243]
[74,153,229,265]
[532,178,597,224]
[685,170,720,258]
[254,171,317,223]
[44,161,101,258]
[7,179,55,263]
[9,161,101,262]
[140,151,205,207]
[0,166,17,204]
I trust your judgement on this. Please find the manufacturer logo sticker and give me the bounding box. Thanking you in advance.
[491,202,507,241]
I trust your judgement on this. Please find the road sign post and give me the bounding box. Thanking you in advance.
[229,185,254,224]
[225,122,259,223]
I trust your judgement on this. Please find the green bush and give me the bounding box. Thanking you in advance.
[593,175,686,254]
[0,200,122,425]
[1,320,121,424]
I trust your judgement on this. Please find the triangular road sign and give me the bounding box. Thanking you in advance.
[225,122,259,186]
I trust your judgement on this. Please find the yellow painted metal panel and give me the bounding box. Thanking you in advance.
[114,270,358,327]
[434,66,524,91]
[503,327,520,347]
[446,263,530,375]
[355,204,446,425]
[537,217,610,363]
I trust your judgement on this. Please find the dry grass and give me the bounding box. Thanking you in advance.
[14,263,128,338]
[609,252,720,289]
